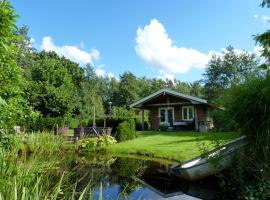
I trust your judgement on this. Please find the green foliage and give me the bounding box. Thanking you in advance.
[117,72,140,108]
[210,108,236,131]
[225,75,270,167]
[28,51,77,117]
[159,124,169,131]
[0,131,18,151]
[244,180,270,200]
[116,119,137,141]
[24,132,67,154]
[261,0,270,8]
[76,137,97,151]
[76,135,117,152]
[0,0,34,129]
[203,46,259,101]
[95,135,117,148]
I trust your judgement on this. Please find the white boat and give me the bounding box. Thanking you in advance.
[171,136,247,180]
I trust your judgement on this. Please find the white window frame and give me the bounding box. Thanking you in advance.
[158,107,175,125]
[182,106,194,121]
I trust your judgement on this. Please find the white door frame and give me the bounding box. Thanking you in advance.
[158,107,175,125]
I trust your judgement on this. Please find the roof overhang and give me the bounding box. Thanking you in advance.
[130,89,210,109]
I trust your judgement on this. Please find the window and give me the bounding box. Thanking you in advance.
[159,107,174,125]
[160,109,166,123]
[182,106,194,120]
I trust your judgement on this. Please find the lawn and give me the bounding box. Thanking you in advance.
[106,131,239,162]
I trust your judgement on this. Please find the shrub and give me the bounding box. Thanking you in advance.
[211,109,237,132]
[76,135,117,151]
[0,131,18,152]
[135,119,149,131]
[76,137,97,151]
[159,124,169,131]
[116,119,136,142]
[95,135,117,148]
[226,74,270,166]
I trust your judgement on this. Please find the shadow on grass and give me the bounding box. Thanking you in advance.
[138,131,237,139]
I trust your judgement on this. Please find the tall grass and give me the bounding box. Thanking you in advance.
[0,132,103,200]
[22,132,69,154]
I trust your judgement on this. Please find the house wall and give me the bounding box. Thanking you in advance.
[149,107,159,130]
[196,105,208,122]
[149,104,209,130]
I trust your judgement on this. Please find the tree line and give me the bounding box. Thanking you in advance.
[0,0,264,132]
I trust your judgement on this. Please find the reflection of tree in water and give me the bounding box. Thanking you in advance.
[67,154,116,193]
[110,157,147,197]
[45,154,149,198]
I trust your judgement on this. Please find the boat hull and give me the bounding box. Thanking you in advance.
[171,136,247,180]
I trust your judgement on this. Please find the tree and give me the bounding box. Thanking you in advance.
[254,1,270,71]
[261,0,270,7]
[118,72,140,108]
[203,46,258,101]
[0,1,34,130]
[28,51,78,121]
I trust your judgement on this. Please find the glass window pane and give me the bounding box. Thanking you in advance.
[188,107,194,119]
[167,109,173,123]
[160,109,166,122]
[183,108,187,120]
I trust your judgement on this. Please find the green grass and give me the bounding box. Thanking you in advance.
[106,131,239,162]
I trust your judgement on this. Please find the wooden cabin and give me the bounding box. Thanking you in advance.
[130,89,214,131]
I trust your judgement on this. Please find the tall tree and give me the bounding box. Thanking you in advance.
[0,1,34,130]
[255,1,270,70]
[203,46,258,101]
[118,72,140,108]
[28,51,77,120]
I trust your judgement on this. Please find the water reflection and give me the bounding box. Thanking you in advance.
[63,154,221,200]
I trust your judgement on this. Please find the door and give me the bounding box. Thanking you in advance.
[159,107,174,126]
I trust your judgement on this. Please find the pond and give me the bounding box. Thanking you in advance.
[47,153,222,200]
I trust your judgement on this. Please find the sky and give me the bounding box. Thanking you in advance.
[10,0,270,82]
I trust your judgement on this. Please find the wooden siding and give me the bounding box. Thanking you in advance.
[149,104,209,130]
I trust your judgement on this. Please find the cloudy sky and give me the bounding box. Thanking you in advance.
[11,0,269,82]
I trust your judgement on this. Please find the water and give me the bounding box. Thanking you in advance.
[63,154,221,200]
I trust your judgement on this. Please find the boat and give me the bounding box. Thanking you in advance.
[171,135,247,181]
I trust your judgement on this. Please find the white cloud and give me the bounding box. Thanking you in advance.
[41,36,99,64]
[253,14,259,19]
[30,37,35,44]
[80,41,85,48]
[262,16,270,22]
[28,37,35,48]
[253,46,263,57]
[95,66,118,80]
[95,65,106,77]
[108,72,116,79]
[135,19,211,74]
[157,73,175,82]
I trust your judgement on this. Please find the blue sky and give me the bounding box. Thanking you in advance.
[11,0,270,82]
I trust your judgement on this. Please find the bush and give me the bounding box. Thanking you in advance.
[95,135,117,148]
[159,124,169,131]
[116,119,136,142]
[0,131,18,151]
[76,135,117,152]
[226,74,270,166]
[135,118,149,131]
[76,137,97,151]
[211,109,237,132]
